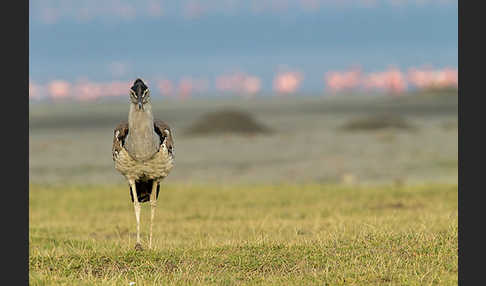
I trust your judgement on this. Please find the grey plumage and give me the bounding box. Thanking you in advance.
[112,119,174,200]
[125,102,160,161]
[112,78,175,250]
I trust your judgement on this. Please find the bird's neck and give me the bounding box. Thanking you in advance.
[128,103,155,133]
[126,103,159,160]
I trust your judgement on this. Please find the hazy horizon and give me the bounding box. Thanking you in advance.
[30,0,457,93]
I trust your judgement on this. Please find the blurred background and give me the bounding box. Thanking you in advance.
[29,0,457,186]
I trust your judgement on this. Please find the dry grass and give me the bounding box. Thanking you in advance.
[29,94,458,284]
[30,183,457,285]
[29,96,458,186]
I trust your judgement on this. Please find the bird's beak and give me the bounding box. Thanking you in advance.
[137,96,143,110]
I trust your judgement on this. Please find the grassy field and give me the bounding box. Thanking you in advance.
[29,93,457,285]
[29,93,458,186]
[30,183,457,285]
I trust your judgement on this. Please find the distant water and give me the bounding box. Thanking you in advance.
[29,5,457,91]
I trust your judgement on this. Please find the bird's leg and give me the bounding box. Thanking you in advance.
[129,180,142,250]
[149,182,158,249]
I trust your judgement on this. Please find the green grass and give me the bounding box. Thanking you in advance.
[29,183,457,285]
[29,94,458,186]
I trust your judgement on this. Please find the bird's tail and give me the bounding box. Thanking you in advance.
[129,179,160,203]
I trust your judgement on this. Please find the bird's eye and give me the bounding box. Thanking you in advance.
[130,91,139,101]
[143,89,150,98]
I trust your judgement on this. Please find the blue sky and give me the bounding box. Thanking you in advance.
[29,0,457,92]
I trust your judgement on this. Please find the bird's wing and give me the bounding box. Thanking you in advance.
[113,121,129,161]
[154,119,174,156]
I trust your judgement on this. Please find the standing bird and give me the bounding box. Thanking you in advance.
[112,78,175,250]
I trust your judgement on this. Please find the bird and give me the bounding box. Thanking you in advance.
[112,78,175,250]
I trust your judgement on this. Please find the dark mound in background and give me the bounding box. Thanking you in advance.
[185,110,272,136]
[340,113,415,131]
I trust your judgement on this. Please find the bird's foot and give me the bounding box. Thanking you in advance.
[134,243,143,251]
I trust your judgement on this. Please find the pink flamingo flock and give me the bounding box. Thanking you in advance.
[29,66,457,101]
[325,66,458,95]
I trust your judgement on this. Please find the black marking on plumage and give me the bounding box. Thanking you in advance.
[113,120,173,158]
[129,179,160,203]
[154,121,174,157]
[113,119,174,202]
[112,121,129,161]
[131,78,148,97]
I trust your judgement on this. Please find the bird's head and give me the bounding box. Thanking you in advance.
[129,78,150,111]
